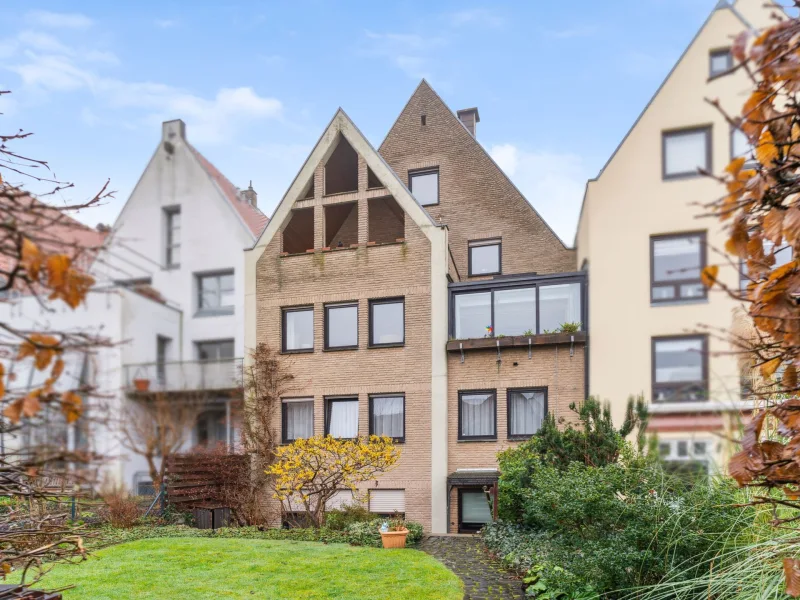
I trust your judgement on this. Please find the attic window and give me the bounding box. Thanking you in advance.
[368,196,404,245]
[367,167,383,190]
[283,207,315,254]
[324,136,358,195]
[710,48,732,77]
[421,115,427,126]
[325,202,358,248]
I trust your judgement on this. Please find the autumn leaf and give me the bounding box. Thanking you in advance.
[726,221,750,258]
[0,363,5,401]
[785,558,800,597]
[701,265,719,288]
[61,391,82,424]
[3,398,23,424]
[45,254,71,289]
[762,356,783,378]
[51,357,65,380]
[785,364,799,390]
[764,207,786,244]
[20,238,42,281]
[21,392,41,418]
[726,156,746,175]
[756,129,780,165]
[732,30,749,62]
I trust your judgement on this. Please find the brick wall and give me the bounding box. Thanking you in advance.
[379,81,577,279]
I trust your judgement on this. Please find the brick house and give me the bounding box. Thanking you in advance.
[244,81,586,534]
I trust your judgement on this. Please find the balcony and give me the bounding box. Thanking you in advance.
[124,358,243,394]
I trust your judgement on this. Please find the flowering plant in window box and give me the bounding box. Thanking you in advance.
[380,516,409,549]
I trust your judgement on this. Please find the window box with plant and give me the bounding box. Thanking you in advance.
[379,516,410,549]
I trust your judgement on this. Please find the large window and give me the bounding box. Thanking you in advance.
[282,398,314,443]
[651,233,706,303]
[282,306,314,352]
[196,339,234,360]
[709,48,732,77]
[325,397,359,438]
[539,283,582,333]
[369,298,404,347]
[369,395,404,442]
[495,288,536,336]
[409,168,439,206]
[468,239,501,276]
[459,489,493,533]
[325,302,358,350]
[507,388,547,439]
[458,390,496,440]
[652,335,708,403]
[663,127,711,179]
[197,271,234,314]
[164,206,181,268]
[451,277,584,339]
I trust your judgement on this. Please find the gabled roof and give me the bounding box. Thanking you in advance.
[251,108,443,253]
[188,144,269,238]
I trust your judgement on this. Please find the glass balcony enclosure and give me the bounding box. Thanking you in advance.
[449,272,586,340]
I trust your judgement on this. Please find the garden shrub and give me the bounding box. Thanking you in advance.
[345,519,424,547]
[324,502,374,531]
[100,492,142,529]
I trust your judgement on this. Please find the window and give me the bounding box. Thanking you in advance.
[663,127,711,179]
[369,298,404,347]
[369,489,405,515]
[196,339,234,360]
[652,335,708,403]
[156,336,171,384]
[659,438,712,480]
[409,169,439,206]
[507,388,547,439]
[369,395,404,442]
[325,302,358,350]
[651,233,706,303]
[197,271,234,314]
[494,288,536,336]
[741,240,793,291]
[282,307,314,352]
[458,390,496,440]
[731,127,756,167]
[454,292,491,339]
[164,206,181,268]
[539,283,582,333]
[325,397,358,438]
[282,398,314,443]
[468,239,501,276]
[134,472,155,497]
[459,489,492,533]
[196,409,227,446]
[710,48,732,77]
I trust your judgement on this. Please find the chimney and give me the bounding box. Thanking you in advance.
[240,181,257,207]
[457,107,480,138]
[162,119,186,141]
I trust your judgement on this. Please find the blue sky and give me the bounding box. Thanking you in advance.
[0,0,714,244]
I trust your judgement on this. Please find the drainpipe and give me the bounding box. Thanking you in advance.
[225,399,232,453]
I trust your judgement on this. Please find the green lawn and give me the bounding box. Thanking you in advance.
[31,538,463,600]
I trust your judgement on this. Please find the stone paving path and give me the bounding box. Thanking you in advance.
[420,535,525,600]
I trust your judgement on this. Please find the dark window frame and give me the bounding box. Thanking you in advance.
[650,231,707,304]
[408,167,440,206]
[468,238,502,277]
[163,205,181,269]
[195,338,235,361]
[324,301,359,351]
[195,269,235,316]
[281,305,315,354]
[709,48,733,77]
[324,396,359,439]
[458,389,498,441]
[662,125,713,180]
[281,397,314,444]
[506,387,548,441]
[368,394,406,443]
[368,297,405,348]
[449,272,587,339]
[458,487,493,533]
[651,334,709,403]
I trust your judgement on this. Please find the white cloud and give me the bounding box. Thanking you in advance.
[17,31,72,54]
[154,19,178,29]
[363,30,446,80]
[448,9,504,28]
[26,10,93,30]
[84,50,120,66]
[490,143,589,244]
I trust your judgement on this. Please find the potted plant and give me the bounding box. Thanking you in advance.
[133,378,150,392]
[380,517,409,549]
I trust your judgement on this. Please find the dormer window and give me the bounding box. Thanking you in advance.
[468,239,501,276]
[409,168,439,206]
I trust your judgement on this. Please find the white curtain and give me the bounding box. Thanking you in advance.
[328,400,358,438]
[372,396,403,438]
[508,390,545,437]
[462,491,492,524]
[285,400,313,440]
[461,393,495,437]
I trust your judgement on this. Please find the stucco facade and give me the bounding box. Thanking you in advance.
[576,0,775,467]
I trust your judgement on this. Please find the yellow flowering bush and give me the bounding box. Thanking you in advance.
[266,435,400,528]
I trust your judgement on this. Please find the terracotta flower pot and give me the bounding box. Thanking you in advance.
[133,378,150,392]
[380,528,409,549]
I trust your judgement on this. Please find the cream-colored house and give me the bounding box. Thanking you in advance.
[576,0,779,469]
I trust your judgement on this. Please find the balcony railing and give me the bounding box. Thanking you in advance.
[124,358,243,394]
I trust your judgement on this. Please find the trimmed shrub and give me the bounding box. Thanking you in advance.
[324,502,374,531]
[345,519,424,548]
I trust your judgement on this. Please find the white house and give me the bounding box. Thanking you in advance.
[2,119,268,493]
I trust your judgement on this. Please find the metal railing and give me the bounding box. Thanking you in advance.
[124,358,243,393]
